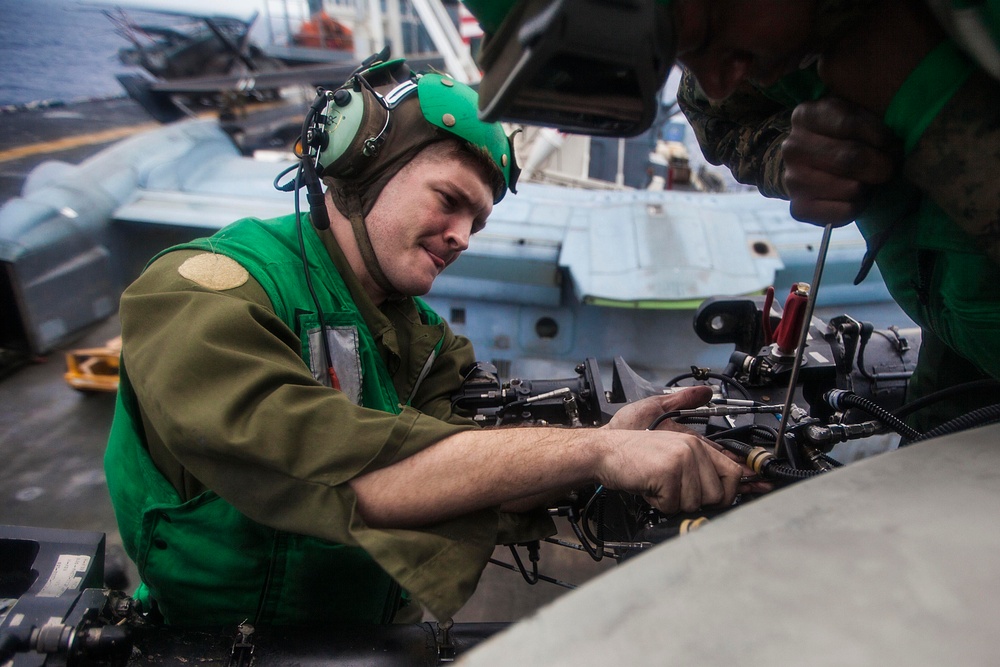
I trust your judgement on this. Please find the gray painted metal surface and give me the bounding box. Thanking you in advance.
[1,116,901,364]
[462,424,1000,666]
[0,121,291,354]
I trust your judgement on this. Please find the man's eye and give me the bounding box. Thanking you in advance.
[439,192,457,209]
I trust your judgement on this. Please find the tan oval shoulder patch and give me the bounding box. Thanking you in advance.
[178,253,249,291]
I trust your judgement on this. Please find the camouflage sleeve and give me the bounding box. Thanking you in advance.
[677,68,792,200]
[902,69,1000,266]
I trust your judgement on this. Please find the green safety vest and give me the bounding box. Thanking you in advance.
[105,214,445,626]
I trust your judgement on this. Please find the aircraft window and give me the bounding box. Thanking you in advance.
[535,317,559,339]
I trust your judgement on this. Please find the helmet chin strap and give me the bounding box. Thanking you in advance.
[344,192,404,301]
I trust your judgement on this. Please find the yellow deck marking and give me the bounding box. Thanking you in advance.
[0,100,301,164]
[0,123,160,163]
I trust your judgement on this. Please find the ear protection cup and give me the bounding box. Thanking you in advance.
[312,79,419,180]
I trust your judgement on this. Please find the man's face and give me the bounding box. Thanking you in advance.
[673,0,819,100]
[364,142,494,300]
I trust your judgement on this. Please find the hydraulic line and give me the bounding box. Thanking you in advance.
[507,543,539,585]
[646,404,782,431]
[907,403,1000,444]
[562,501,605,562]
[825,389,920,441]
[664,371,753,400]
[708,423,780,447]
[716,439,825,481]
[892,379,1000,419]
[579,487,606,561]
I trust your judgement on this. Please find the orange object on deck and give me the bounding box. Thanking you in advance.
[64,336,122,393]
[293,12,353,51]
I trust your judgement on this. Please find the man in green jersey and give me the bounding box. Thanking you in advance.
[106,56,742,628]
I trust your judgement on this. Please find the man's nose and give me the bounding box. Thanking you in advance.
[445,223,470,252]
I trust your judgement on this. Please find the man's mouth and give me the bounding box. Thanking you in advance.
[424,246,447,269]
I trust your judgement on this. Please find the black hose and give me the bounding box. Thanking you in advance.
[664,372,753,400]
[568,513,604,562]
[715,438,825,481]
[708,423,779,446]
[826,390,921,441]
[507,543,539,585]
[817,453,844,468]
[750,425,781,447]
[646,412,711,430]
[579,489,606,561]
[646,410,682,430]
[893,379,1000,419]
[488,558,577,589]
[906,403,1000,444]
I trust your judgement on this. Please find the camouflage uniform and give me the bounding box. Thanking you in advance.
[678,0,1000,430]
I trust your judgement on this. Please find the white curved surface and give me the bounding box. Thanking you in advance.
[462,425,1000,666]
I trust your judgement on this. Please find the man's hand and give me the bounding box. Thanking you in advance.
[595,430,740,515]
[605,385,713,432]
[781,97,899,226]
[599,387,741,513]
[604,386,771,500]
[782,0,942,227]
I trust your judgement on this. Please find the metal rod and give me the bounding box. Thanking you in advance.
[488,558,577,589]
[774,223,835,457]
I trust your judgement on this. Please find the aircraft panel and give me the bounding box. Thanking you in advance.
[463,424,1000,666]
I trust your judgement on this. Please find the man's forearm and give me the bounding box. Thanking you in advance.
[349,427,602,528]
[349,419,741,529]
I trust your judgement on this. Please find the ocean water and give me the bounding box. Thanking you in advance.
[0,0,174,106]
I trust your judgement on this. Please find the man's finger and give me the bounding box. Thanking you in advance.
[708,446,741,506]
[791,97,899,150]
[789,196,863,226]
[605,386,714,431]
[679,457,704,513]
[784,161,867,203]
[657,385,714,412]
[783,127,897,183]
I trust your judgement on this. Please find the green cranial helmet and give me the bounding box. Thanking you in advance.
[416,71,516,200]
[316,57,518,204]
